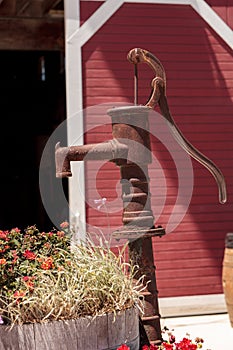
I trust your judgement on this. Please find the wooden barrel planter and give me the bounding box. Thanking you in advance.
[0,306,139,350]
[222,233,233,327]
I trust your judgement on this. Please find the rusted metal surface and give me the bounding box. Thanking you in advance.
[55,139,128,178]
[109,106,153,229]
[108,105,164,344]
[129,237,163,345]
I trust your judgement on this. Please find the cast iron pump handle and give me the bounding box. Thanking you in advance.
[127,48,227,204]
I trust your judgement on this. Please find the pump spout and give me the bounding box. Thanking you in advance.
[55,139,128,178]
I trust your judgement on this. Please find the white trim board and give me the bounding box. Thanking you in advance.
[159,294,227,318]
[64,0,86,238]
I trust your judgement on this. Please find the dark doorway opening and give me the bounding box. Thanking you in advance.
[0,51,67,231]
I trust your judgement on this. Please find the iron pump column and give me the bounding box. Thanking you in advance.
[108,105,165,345]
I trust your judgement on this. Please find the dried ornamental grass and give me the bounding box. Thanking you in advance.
[0,223,144,326]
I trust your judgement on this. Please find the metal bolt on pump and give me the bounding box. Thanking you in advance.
[55,48,227,346]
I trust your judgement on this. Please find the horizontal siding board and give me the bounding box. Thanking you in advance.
[89,32,218,44]
[82,1,233,298]
[155,235,224,247]
[84,86,233,100]
[156,257,223,270]
[86,85,233,97]
[157,285,223,298]
[84,67,233,79]
[158,284,223,296]
[157,275,222,288]
[154,240,224,252]
[83,41,231,54]
[158,274,221,288]
[156,212,231,223]
[153,249,223,261]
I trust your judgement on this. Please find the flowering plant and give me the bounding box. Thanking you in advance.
[0,222,143,326]
[117,326,211,350]
[0,223,70,295]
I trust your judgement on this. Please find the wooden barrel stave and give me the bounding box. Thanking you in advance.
[222,233,233,327]
[0,306,139,350]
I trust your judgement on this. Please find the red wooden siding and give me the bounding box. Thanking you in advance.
[80,1,233,297]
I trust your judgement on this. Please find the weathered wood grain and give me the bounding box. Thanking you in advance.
[0,307,139,349]
[107,310,126,348]
[125,306,139,342]
[34,319,78,350]
[0,325,20,350]
[18,324,35,350]
[76,316,97,350]
[96,313,109,350]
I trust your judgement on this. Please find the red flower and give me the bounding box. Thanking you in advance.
[162,342,173,349]
[13,290,26,303]
[22,276,35,291]
[60,221,69,229]
[22,276,29,282]
[23,250,36,260]
[117,345,130,350]
[57,231,65,237]
[14,290,26,298]
[0,230,9,240]
[0,245,10,253]
[40,257,54,270]
[12,228,20,233]
[0,258,6,265]
[12,255,18,264]
[176,338,197,350]
[142,345,159,350]
[43,242,51,249]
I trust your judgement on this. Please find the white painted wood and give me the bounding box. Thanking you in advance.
[192,0,233,50]
[67,0,124,47]
[64,0,86,240]
[159,294,227,318]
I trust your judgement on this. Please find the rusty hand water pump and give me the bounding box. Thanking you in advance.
[55,48,227,346]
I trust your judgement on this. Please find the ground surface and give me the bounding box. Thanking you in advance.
[161,313,233,349]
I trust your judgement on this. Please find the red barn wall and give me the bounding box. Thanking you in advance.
[80,1,233,297]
